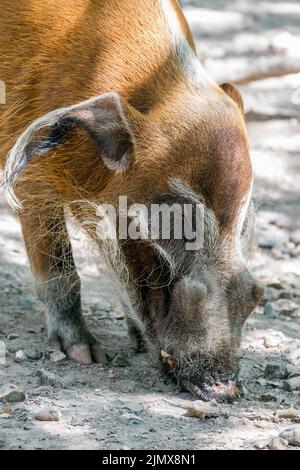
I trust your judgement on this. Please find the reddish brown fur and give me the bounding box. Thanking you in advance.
[0,1,256,384]
[0,0,251,222]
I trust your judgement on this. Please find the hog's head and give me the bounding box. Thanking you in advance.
[5,82,264,400]
[119,203,264,401]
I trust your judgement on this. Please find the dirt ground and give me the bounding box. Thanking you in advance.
[1,0,300,450]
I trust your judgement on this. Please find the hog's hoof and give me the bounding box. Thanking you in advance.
[67,342,108,365]
[47,334,108,366]
[183,380,240,403]
[66,344,93,365]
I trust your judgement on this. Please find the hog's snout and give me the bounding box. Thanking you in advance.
[183,378,242,403]
[160,350,241,402]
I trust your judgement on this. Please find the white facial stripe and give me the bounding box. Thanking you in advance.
[159,0,213,87]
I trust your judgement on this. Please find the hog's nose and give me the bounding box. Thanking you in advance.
[183,379,242,403]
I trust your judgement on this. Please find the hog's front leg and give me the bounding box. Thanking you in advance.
[127,316,147,353]
[20,200,107,365]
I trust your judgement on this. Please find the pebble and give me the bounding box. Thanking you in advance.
[264,302,278,319]
[286,349,300,364]
[264,363,288,380]
[34,408,62,422]
[265,287,282,302]
[276,407,300,421]
[279,291,296,300]
[37,369,57,386]
[0,405,13,415]
[19,297,33,308]
[283,376,300,392]
[271,248,286,260]
[123,401,144,413]
[7,334,18,340]
[120,413,142,425]
[0,385,26,403]
[110,309,125,320]
[263,336,281,349]
[15,350,26,363]
[290,230,300,246]
[254,436,287,450]
[266,279,290,291]
[290,246,300,257]
[270,437,288,450]
[279,427,300,446]
[260,394,278,402]
[24,348,42,360]
[286,366,300,378]
[49,351,67,363]
[226,416,249,428]
[272,299,298,316]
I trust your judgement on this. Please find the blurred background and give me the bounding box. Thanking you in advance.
[0,0,299,451]
[182,0,300,283]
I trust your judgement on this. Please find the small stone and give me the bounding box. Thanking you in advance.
[287,366,300,378]
[269,437,288,450]
[226,416,249,428]
[263,335,281,349]
[120,413,142,425]
[290,230,300,246]
[291,246,300,258]
[186,400,221,419]
[19,297,33,308]
[264,302,278,319]
[265,287,282,302]
[279,291,296,300]
[123,401,144,413]
[266,279,289,290]
[279,427,300,446]
[253,437,287,450]
[15,350,26,363]
[37,369,57,386]
[49,351,67,363]
[110,309,125,320]
[271,248,286,260]
[286,349,300,364]
[24,348,42,360]
[253,438,270,450]
[0,385,26,403]
[283,377,300,392]
[34,408,62,422]
[7,334,18,340]
[260,394,278,402]
[264,363,288,380]
[276,407,300,421]
[272,299,298,316]
[0,406,13,416]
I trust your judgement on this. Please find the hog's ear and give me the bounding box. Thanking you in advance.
[36,92,141,172]
[4,92,143,208]
[220,82,244,114]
